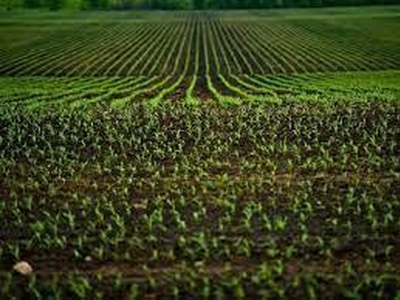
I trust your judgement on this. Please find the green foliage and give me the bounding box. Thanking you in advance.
[0,8,399,299]
[2,0,400,10]
[0,99,400,298]
[1,10,399,77]
[0,0,23,9]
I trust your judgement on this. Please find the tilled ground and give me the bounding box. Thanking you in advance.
[0,100,399,299]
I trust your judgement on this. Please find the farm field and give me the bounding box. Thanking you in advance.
[1,6,400,299]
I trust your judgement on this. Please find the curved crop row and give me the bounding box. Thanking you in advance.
[1,12,399,78]
[0,11,400,104]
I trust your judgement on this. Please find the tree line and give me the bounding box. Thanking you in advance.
[1,0,399,11]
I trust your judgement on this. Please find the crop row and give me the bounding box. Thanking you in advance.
[0,12,399,77]
[0,71,399,108]
[0,99,399,298]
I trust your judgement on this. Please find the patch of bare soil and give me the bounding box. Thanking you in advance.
[194,76,214,100]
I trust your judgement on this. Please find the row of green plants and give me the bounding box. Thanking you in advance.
[1,267,399,299]
[1,12,400,77]
[0,99,399,298]
[0,71,398,109]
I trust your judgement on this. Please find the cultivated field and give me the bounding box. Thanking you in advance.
[0,7,400,299]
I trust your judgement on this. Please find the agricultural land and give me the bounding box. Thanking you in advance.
[0,6,400,299]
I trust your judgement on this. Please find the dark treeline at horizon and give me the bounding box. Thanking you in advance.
[1,0,399,12]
